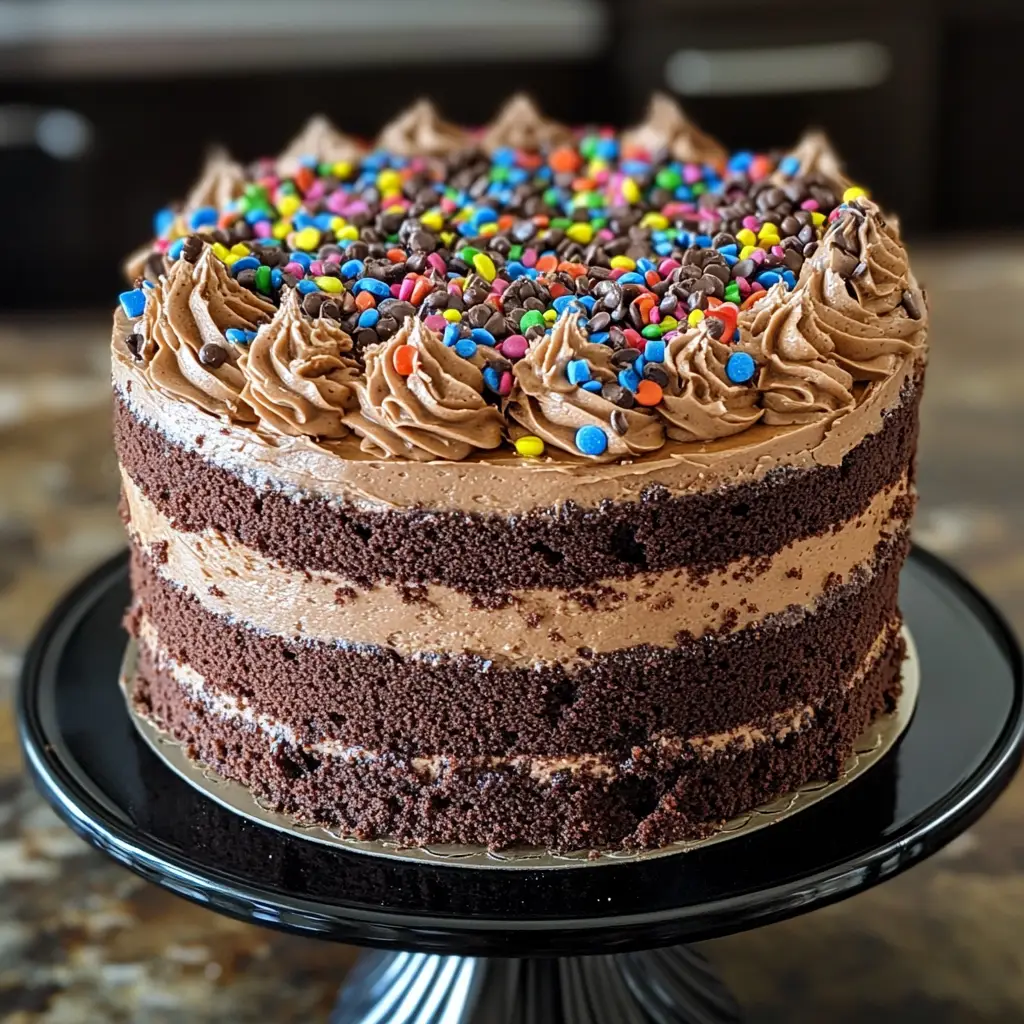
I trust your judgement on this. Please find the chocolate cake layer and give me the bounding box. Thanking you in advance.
[132,623,905,851]
[113,370,920,594]
[126,528,908,758]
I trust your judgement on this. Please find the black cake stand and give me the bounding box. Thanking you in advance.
[18,547,1024,1023]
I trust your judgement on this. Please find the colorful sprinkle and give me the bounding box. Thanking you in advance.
[725,351,757,384]
[575,424,609,456]
[515,435,545,458]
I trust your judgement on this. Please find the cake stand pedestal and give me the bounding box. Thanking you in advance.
[18,548,1024,1024]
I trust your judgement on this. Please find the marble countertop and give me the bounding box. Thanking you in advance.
[1,242,1022,1022]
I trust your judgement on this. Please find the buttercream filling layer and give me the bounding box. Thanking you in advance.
[135,615,898,784]
[123,469,911,664]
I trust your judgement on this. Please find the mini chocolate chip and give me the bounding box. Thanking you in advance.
[642,364,669,387]
[198,342,228,368]
[829,249,859,278]
[181,235,204,263]
[732,258,756,281]
[375,315,399,338]
[319,299,342,320]
[610,409,630,435]
[705,317,726,340]
[783,249,805,272]
[302,292,326,317]
[902,289,923,320]
[612,348,640,367]
[125,333,144,361]
[797,225,817,246]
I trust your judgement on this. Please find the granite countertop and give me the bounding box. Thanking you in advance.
[1,242,1023,1022]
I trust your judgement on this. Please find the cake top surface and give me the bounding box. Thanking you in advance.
[116,94,926,467]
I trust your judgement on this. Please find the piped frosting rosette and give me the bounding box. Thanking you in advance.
[376,100,471,159]
[344,317,504,461]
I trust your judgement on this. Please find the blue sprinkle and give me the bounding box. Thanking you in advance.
[352,278,391,298]
[225,328,249,344]
[633,355,646,375]
[286,250,312,269]
[725,351,757,384]
[781,270,798,288]
[472,207,497,226]
[722,254,738,266]
[644,340,666,363]
[694,234,713,248]
[271,268,283,287]
[578,295,596,312]
[594,137,619,160]
[618,368,641,393]
[616,272,645,285]
[245,209,269,226]
[299,155,319,169]
[244,329,258,343]
[154,207,176,237]
[718,244,738,256]
[314,212,335,231]
[357,309,380,328]
[470,328,496,347]
[492,147,517,167]
[757,271,782,287]
[296,279,320,294]
[339,259,364,279]
[482,366,502,393]
[581,380,603,393]
[505,261,527,280]
[575,424,608,456]
[506,168,529,185]
[636,258,656,274]
[552,295,579,315]
[168,237,186,260]
[728,151,753,173]
[454,339,478,359]
[655,242,674,256]
[188,206,218,231]
[443,323,460,346]
[589,331,610,344]
[566,359,591,385]
[142,279,155,289]
[779,155,801,177]
[293,211,316,230]
[231,256,261,275]
[118,289,146,318]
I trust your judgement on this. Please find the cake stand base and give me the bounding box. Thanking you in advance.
[333,947,740,1024]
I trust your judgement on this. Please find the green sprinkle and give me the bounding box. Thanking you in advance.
[255,265,272,294]
[641,324,663,339]
[519,310,546,330]
[724,282,741,303]
[458,246,480,262]
[549,217,572,230]
[508,244,523,260]
[655,168,682,191]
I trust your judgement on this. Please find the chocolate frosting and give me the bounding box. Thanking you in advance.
[480,94,574,153]
[658,327,763,441]
[344,318,504,461]
[183,146,247,211]
[507,314,664,461]
[376,100,471,158]
[277,115,364,176]
[240,289,359,439]
[621,92,728,167]
[136,249,276,423]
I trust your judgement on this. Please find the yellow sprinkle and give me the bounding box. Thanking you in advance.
[757,223,779,240]
[272,220,291,240]
[336,224,359,242]
[479,222,498,236]
[276,195,300,217]
[739,245,759,260]
[420,210,444,231]
[331,161,353,179]
[329,216,347,233]
[377,169,403,194]
[222,253,239,267]
[211,242,230,262]
[843,186,868,203]
[514,435,545,458]
[660,316,679,330]
[610,255,636,271]
[811,211,826,227]
[442,308,462,322]
[384,203,406,215]
[566,223,594,245]
[621,177,641,204]
[687,309,705,326]
[440,231,456,247]
[640,212,669,231]
[543,309,558,322]
[229,243,250,257]
[472,253,497,282]
[292,227,321,251]
[736,228,757,247]
[314,276,343,293]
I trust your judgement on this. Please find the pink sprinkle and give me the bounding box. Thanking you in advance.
[683,164,703,184]
[309,260,325,277]
[325,190,349,214]
[742,215,761,231]
[609,267,626,280]
[593,168,610,184]
[424,314,446,331]
[658,258,681,276]
[736,277,751,296]
[398,278,415,301]
[305,181,326,202]
[253,220,272,238]
[284,261,305,277]
[801,199,819,211]
[155,238,170,252]
[662,330,680,342]
[491,278,509,295]
[521,248,538,268]
[751,281,766,293]
[649,307,662,324]
[326,251,342,264]
[447,282,463,296]
[750,249,766,265]
[828,207,842,222]
[389,283,402,298]
[498,371,513,396]
[771,245,786,258]
[439,197,458,214]
[427,253,447,276]
[597,228,615,241]
[502,334,528,360]
[344,200,370,218]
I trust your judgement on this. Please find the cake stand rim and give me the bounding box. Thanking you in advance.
[15,546,1024,955]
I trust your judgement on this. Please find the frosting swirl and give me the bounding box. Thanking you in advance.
[774,129,849,188]
[621,92,727,167]
[507,314,664,461]
[277,115,364,176]
[239,289,359,439]
[376,100,471,158]
[658,327,763,441]
[183,146,247,211]
[137,247,276,422]
[480,94,574,153]
[344,318,503,461]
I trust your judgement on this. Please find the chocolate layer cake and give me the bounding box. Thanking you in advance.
[114,95,927,852]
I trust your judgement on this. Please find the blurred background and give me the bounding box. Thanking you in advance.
[1,1,1023,1022]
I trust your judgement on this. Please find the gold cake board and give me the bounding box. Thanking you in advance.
[120,628,919,870]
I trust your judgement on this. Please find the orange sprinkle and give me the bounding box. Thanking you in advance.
[355,291,376,311]
[497,214,516,231]
[548,282,571,298]
[571,177,596,192]
[518,151,544,171]
[644,270,660,288]
[386,248,406,264]
[741,291,767,310]
[707,304,738,337]
[749,155,772,180]
[393,344,416,376]
[557,261,587,278]
[410,276,433,306]
[634,380,664,407]
[531,214,550,227]
[535,254,558,273]
[549,147,582,174]
[295,166,315,192]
